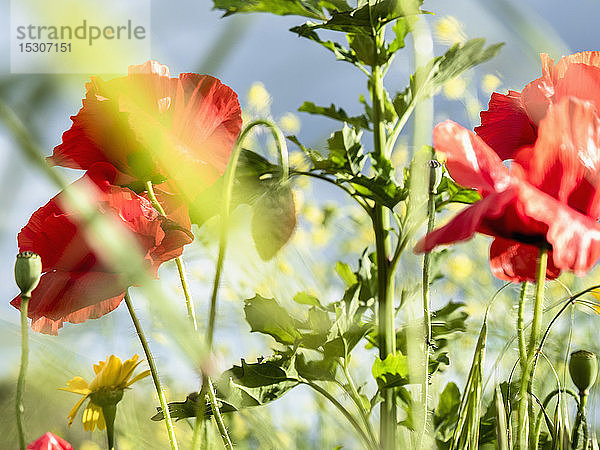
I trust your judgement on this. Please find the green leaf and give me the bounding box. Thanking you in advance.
[251,184,297,260]
[433,382,461,443]
[151,353,300,420]
[436,175,481,208]
[298,101,370,129]
[393,38,503,118]
[290,24,360,65]
[327,124,365,175]
[304,0,424,35]
[336,261,358,286]
[349,174,406,209]
[293,291,324,308]
[372,353,410,389]
[189,149,279,226]
[213,0,329,19]
[387,16,416,53]
[295,351,338,381]
[244,295,303,345]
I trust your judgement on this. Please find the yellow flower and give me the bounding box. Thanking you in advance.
[443,77,467,100]
[60,354,150,431]
[434,16,466,45]
[482,74,502,93]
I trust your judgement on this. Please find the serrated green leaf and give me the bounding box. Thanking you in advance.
[213,0,328,19]
[298,101,370,129]
[290,24,360,65]
[436,175,481,208]
[152,353,300,420]
[305,0,423,35]
[433,382,461,443]
[372,353,410,389]
[387,16,416,53]
[244,295,303,345]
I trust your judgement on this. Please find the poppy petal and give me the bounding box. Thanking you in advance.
[433,120,511,195]
[10,271,127,334]
[475,90,537,160]
[489,238,560,282]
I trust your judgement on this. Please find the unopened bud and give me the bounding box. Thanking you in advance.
[15,251,42,299]
[428,160,443,193]
[569,350,598,394]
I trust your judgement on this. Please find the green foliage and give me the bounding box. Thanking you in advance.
[433,382,462,445]
[251,184,297,260]
[245,295,304,345]
[298,101,370,130]
[372,353,409,389]
[189,148,279,226]
[394,38,504,118]
[213,0,341,19]
[436,175,481,209]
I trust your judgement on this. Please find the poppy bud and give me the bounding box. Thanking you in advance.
[14,251,42,299]
[569,350,598,394]
[428,160,443,194]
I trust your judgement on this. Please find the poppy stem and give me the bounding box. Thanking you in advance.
[420,157,438,447]
[193,119,287,450]
[16,295,29,450]
[144,180,198,331]
[123,291,179,450]
[516,247,547,450]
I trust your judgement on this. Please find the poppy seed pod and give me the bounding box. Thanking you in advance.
[14,251,42,299]
[569,350,598,394]
[427,160,443,194]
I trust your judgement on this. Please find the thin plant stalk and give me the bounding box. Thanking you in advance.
[516,247,548,450]
[16,296,29,450]
[303,380,378,450]
[192,119,289,449]
[124,291,179,450]
[102,404,117,450]
[419,158,438,446]
[144,181,198,331]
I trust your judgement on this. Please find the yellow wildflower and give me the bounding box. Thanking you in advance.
[60,354,150,431]
[247,82,271,112]
[482,74,502,93]
[434,16,466,45]
[443,77,467,100]
[279,112,301,134]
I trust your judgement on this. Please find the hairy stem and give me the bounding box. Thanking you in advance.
[193,119,289,449]
[516,247,547,450]
[16,296,29,450]
[124,291,178,450]
[419,158,438,446]
[145,180,197,330]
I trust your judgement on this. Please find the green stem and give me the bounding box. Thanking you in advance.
[16,295,29,450]
[419,159,438,447]
[124,291,178,450]
[303,380,378,450]
[102,404,117,450]
[340,359,380,449]
[516,247,548,450]
[368,19,397,447]
[192,119,289,449]
[144,181,198,331]
[206,378,233,450]
[517,283,528,375]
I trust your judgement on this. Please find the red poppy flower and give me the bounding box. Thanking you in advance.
[11,163,193,334]
[48,60,242,195]
[475,51,600,161]
[27,432,73,450]
[415,97,600,282]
